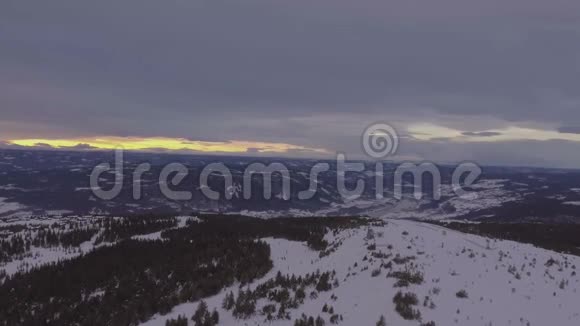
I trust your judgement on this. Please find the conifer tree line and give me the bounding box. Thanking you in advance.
[0,215,372,326]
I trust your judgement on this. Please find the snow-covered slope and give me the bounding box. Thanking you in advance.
[143,219,580,326]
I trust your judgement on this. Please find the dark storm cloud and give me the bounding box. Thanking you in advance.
[558,126,580,134]
[400,137,580,169]
[31,143,54,149]
[68,143,98,150]
[1,0,580,166]
[462,131,503,137]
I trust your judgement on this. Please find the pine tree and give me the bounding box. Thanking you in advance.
[192,300,208,324]
[376,315,386,326]
[366,228,375,240]
[222,291,235,310]
[211,309,219,324]
[165,315,188,326]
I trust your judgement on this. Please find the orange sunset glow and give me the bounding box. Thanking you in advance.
[7,137,330,154]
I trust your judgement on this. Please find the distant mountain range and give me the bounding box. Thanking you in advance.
[1,148,580,223]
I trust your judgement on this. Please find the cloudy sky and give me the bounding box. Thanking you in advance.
[2,0,580,167]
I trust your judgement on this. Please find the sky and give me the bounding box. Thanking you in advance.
[2,0,580,168]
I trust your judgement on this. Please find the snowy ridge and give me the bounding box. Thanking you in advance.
[143,219,580,326]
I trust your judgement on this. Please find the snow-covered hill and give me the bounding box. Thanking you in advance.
[143,219,580,326]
